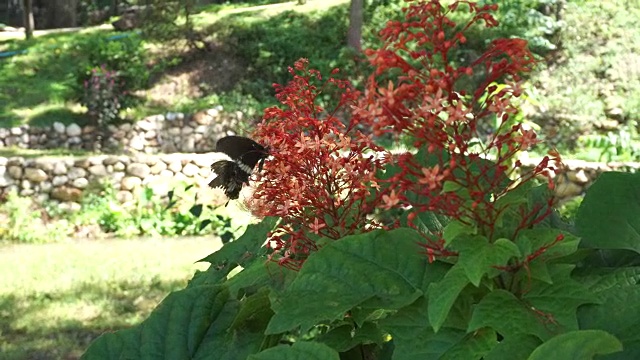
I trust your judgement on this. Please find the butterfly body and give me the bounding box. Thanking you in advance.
[208,136,268,200]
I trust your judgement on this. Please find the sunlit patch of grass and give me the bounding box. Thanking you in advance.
[0,26,115,127]
[0,237,219,359]
[0,146,93,159]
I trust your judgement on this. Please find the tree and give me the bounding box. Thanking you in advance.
[22,0,34,39]
[347,0,363,52]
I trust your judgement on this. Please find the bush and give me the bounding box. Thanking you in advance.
[219,6,350,105]
[0,191,72,243]
[73,34,150,121]
[81,65,124,127]
[83,2,640,359]
[72,181,234,238]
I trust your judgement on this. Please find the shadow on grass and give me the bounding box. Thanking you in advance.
[0,277,188,360]
[28,106,89,128]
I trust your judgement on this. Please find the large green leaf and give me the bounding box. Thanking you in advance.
[576,172,640,253]
[577,267,640,359]
[248,341,339,360]
[450,235,521,286]
[527,330,622,360]
[266,228,447,334]
[316,322,385,352]
[427,263,470,332]
[82,285,264,359]
[483,334,541,360]
[226,260,298,299]
[522,264,598,339]
[382,296,466,359]
[467,289,550,340]
[438,328,497,360]
[576,267,640,292]
[514,229,580,262]
[191,217,279,286]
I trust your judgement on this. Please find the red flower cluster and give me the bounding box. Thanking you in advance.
[353,0,561,254]
[248,0,563,269]
[249,59,389,270]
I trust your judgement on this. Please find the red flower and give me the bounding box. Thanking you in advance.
[354,0,562,252]
[248,59,390,269]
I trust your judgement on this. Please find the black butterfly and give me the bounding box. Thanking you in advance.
[208,136,268,201]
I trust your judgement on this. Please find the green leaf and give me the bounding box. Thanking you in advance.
[230,288,273,332]
[248,341,339,360]
[382,297,465,359]
[442,220,475,244]
[576,267,640,292]
[413,210,449,235]
[199,219,212,231]
[442,180,463,193]
[577,269,640,359]
[522,264,598,339]
[226,261,298,303]
[576,172,640,253]
[515,228,580,261]
[527,330,622,360]
[438,328,497,360]
[193,217,279,286]
[580,249,640,268]
[484,334,541,360]
[467,289,550,340]
[83,285,262,359]
[266,228,447,334]
[316,322,384,352]
[428,263,470,332]
[451,235,521,286]
[190,204,203,218]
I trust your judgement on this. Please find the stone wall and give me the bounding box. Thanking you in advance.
[0,153,638,210]
[0,107,246,154]
[0,152,230,211]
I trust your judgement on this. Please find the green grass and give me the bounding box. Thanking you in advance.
[0,237,218,359]
[0,147,93,159]
[0,27,117,127]
[0,0,350,129]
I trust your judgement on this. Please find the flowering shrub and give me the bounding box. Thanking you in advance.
[83,1,638,359]
[81,65,123,126]
[248,59,389,269]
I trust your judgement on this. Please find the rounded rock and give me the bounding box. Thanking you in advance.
[121,176,142,190]
[66,123,82,137]
[126,163,151,179]
[52,175,69,186]
[182,163,200,177]
[72,178,89,189]
[68,167,87,180]
[24,168,48,183]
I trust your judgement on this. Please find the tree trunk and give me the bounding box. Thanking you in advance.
[347,0,363,52]
[22,0,34,39]
[112,0,119,16]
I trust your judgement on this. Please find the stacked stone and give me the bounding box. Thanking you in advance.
[0,153,230,210]
[0,107,245,154]
[1,154,638,209]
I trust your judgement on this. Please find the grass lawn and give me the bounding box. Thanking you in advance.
[0,0,350,129]
[0,237,220,360]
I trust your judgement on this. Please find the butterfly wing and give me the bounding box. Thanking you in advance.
[209,160,249,199]
[209,136,268,201]
[216,136,267,170]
